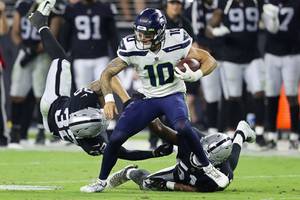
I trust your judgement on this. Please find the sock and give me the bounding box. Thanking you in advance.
[266,96,279,132]
[20,91,35,139]
[228,144,242,171]
[225,99,242,130]
[233,133,244,147]
[39,28,67,60]
[289,104,299,133]
[36,102,45,134]
[206,102,218,129]
[11,102,24,128]
[254,98,265,126]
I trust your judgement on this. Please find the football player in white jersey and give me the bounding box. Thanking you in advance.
[80,8,230,193]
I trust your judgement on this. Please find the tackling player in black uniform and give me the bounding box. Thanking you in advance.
[106,120,256,192]
[28,1,174,159]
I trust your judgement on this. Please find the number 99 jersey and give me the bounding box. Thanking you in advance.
[117,29,192,98]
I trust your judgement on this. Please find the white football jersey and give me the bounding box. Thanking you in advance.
[117,28,193,98]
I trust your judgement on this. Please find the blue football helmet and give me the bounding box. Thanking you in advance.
[133,8,167,50]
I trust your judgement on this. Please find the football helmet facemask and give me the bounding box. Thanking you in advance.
[201,132,233,166]
[69,107,109,139]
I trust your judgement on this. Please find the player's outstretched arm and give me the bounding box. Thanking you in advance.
[148,119,178,145]
[100,57,128,119]
[117,143,173,161]
[186,47,217,77]
[28,3,67,60]
[89,76,130,108]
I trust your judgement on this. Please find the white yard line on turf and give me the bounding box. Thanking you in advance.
[2,174,300,185]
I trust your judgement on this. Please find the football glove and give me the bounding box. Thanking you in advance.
[153,143,173,157]
[262,4,279,34]
[175,63,203,82]
[210,24,230,37]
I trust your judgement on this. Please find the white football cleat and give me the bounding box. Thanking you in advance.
[107,164,138,188]
[80,179,107,193]
[236,120,256,143]
[37,0,56,16]
[203,163,229,188]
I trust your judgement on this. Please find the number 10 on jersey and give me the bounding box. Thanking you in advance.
[144,62,174,87]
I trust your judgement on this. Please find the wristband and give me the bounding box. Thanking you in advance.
[104,94,115,103]
[166,181,175,190]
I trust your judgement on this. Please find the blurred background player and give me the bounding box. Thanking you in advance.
[9,0,64,147]
[0,0,8,147]
[206,0,266,141]
[186,0,223,134]
[61,0,119,90]
[9,0,49,147]
[61,0,119,136]
[263,0,300,149]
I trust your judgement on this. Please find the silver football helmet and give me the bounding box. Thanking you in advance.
[69,107,109,139]
[201,132,233,166]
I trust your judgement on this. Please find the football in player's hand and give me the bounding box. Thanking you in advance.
[176,58,200,72]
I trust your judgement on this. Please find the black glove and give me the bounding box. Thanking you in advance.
[20,46,37,67]
[153,143,173,157]
[144,177,168,191]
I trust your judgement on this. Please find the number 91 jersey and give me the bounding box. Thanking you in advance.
[117,29,192,98]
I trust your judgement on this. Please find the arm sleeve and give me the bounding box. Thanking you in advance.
[117,146,154,160]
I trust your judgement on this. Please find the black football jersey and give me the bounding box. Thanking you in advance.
[185,0,224,59]
[16,0,41,46]
[265,0,300,55]
[47,88,101,143]
[218,0,262,63]
[173,136,233,192]
[63,2,118,58]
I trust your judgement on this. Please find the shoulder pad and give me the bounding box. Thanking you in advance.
[118,35,136,51]
[165,28,192,43]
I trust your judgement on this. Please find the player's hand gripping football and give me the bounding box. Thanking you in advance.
[104,102,118,120]
[174,63,203,82]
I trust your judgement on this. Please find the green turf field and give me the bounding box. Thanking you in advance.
[0,150,300,200]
